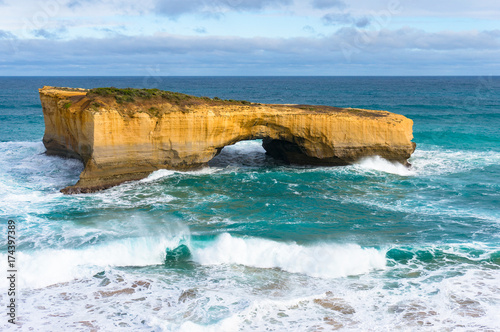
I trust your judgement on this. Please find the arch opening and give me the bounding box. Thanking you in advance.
[208,139,282,168]
[262,138,349,166]
[207,137,339,168]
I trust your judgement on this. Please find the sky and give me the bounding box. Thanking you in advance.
[0,0,499,75]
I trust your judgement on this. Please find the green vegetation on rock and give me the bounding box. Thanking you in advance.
[87,87,256,107]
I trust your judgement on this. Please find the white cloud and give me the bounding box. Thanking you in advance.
[3,29,500,57]
[1,28,499,75]
[0,0,499,75]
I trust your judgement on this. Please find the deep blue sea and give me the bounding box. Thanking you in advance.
[1,77,499,331]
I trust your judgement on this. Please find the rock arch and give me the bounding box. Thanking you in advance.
[39,86,416,193]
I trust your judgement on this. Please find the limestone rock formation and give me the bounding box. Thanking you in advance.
[40,86,416,194]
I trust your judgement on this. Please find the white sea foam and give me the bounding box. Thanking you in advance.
[355,156,414,176]
[0,141,82,199]
[410,146,500,176]
[0,142,83,219]
[0,222,190,289]
[141,168,221,184]
[0,237,168,289]
[352,147,500,178]
[1,241,498,331]
[183,167,222,176]
[191,233,386,278]
[337,177,500,223]
[140,169,176,182]
[0,231,384,289]
[178,267,500,332]
[180,243,500,332]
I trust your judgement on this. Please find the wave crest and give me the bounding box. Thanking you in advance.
[191,233,386,278]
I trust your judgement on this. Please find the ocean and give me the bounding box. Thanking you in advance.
[0,76,499,331]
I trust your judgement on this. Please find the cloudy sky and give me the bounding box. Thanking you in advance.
[1,0,499,75]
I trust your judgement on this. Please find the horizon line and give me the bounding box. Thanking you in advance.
[1,75,499,78]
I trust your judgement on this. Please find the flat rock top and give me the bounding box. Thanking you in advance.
[39,86,392,119]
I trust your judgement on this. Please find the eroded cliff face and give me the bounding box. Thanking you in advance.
[40,86,416,193]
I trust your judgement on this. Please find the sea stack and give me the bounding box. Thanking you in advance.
[40,86,416,194]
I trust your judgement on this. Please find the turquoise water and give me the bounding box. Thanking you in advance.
[1,77,499,331]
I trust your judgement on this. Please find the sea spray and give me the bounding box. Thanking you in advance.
[1,216,192,289]
[190,233,386,278]
[356,156,414,176]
